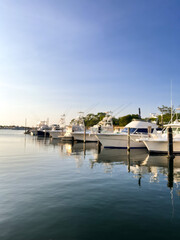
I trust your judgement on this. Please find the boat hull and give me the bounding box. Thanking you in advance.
[72,132,98,142]
[96,133,146,149]
[143,140,180,154]
[37,130,50,137]
[50,131,65,139]
[62,136,74,141]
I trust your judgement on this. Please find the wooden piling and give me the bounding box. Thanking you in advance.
[127,128,130,152]
[83,126,86,143]
[167,156,174,189]
[167,127,173,157]
[127,151,130,172]
[97,141,101,154]
[167,127,174,188]
[83,142,86,157]
[148,126,152,137]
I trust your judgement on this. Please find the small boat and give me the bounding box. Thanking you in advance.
[96,119,158,148]
[30,129,37,136]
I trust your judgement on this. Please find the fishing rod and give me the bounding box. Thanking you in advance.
[114,102,132,118]
[84,103,99,115]
[112,104,125,115]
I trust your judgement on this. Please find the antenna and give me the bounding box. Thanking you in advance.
[138,108,141,119]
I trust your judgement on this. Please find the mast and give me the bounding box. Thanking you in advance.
[25,118,27,133]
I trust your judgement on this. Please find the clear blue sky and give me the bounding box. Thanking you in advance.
[0,0,180,126]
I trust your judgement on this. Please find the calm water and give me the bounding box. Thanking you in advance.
[0,130,180,240]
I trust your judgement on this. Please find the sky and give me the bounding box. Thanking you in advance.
[0,0,180,126]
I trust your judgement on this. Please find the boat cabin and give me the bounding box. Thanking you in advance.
[121,120,158,134]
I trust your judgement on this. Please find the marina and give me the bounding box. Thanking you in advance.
[1,1,180,239]
[23,110,180,155]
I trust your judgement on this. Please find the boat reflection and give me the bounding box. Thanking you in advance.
[143,155,180,188]
[91,147,180,191]
[33,138,180,192]
[71,142,98,168]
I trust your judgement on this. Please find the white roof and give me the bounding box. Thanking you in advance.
[125,120,158,129]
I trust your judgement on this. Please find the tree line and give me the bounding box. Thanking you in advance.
[70,105,180,127]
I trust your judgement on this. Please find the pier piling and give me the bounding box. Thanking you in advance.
[97,141,101,154]
[167,127,174,188]
[148,126,152,137]
[127,128,130,152]
[84,126,86,143]
[127,151,130,172]
[83,142,86,157]
[167,156,174,189]
[167,127,173,157]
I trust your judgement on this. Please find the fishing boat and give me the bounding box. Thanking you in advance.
[49,115,66,139]
[61,126,75,141]
[36,121,51,137]
[139,121,180,154]
[62,113,85,141]
[72,112,114,142]
[96,119,158,148]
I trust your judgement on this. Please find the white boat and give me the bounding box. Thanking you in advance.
[72,112,114,142]
[96,119,158,148]
[49,126,66,139]
[140,121,180,154]
[61,126,75,141]
[50,114,85,140]
[30,128,37,136]
[61,113,85,141]
[36,121,51,137]
[49,115,66,139]
[72,132,97,142]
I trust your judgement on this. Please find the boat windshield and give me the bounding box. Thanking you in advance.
[121,128,137,134]
[135,128,149,133]
[121,128,153,134]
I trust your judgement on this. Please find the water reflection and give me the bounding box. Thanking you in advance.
[95,147,180,193]
[22,135,180,192]
[20,134,180,193]
[1,131,180,239]
[59,142,180,192]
